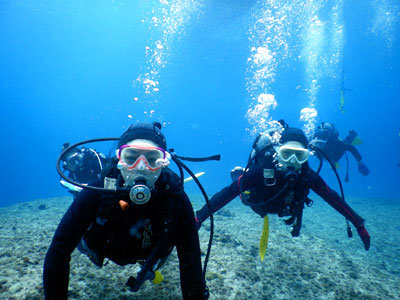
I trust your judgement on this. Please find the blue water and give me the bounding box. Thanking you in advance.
[0,0,399,207]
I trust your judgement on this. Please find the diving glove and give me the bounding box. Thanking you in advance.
[230,166,244,182]
[358,161,370,176]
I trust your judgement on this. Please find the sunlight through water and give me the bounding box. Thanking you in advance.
[246,0,346,138]
[300,0,344,137]
[132,0,203,118]
[369,0,400,53]
[246,0,300,136]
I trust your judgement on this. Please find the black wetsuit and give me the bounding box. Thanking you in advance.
[44,168,205,300]
[197,162,366,237]
[320,136,362,164]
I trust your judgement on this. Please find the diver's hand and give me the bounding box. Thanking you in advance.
[358,161,370,176]
[230,166,244,182]
[348,130,358,140]
[357,224,370,251]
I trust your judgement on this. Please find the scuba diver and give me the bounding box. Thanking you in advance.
[44,122,209,300]
[310,122,370,181]
[60,143,109,195]
[195,124,370,251]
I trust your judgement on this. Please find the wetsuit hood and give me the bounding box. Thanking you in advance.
[119,122,167,149]
[280,128,308,148]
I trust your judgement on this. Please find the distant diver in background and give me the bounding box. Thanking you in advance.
[195,123,370,256]
[310,122,370,182]
[60,142,109,195]
[44,122,208,299]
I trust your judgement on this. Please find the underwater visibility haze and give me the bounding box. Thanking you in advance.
[0,0,399,206]
[0,0,400,299]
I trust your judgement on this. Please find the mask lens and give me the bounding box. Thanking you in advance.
[119,145,165,169]
[144,150,164,167]
[279,147,309,163]
[279,149,293,161]
[121,148,141,165]
[295,149,309,163]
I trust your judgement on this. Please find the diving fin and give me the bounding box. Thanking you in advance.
[351,136,363,146]
[335,162,340,169]
[152,270,164,284]
[127,268,164,292]
[60,180,83,192]
[259,215,269,261]
[184,172,205,183]
[340,90,345,113]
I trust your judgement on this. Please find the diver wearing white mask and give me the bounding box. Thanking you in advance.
[196,125,370,252]
[275,132,310,182]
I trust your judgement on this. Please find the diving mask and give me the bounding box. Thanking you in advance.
[118,144,169,171]
[117,141,170,188]
[277,142,310,165]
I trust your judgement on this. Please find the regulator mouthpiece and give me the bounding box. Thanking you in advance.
[130,184,151,204]
[284,167,298,182]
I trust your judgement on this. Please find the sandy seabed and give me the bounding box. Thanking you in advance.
[0,194,399,300]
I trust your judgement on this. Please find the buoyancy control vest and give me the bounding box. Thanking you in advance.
[241,129,312,236]
[81,166,180,267]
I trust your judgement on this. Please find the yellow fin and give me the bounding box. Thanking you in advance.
[152,270,164,284]
[259,215,269,261]
[184,172,205,183]
[340,90,345,113]
[335,162,340,169]
[351,136,363,146]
